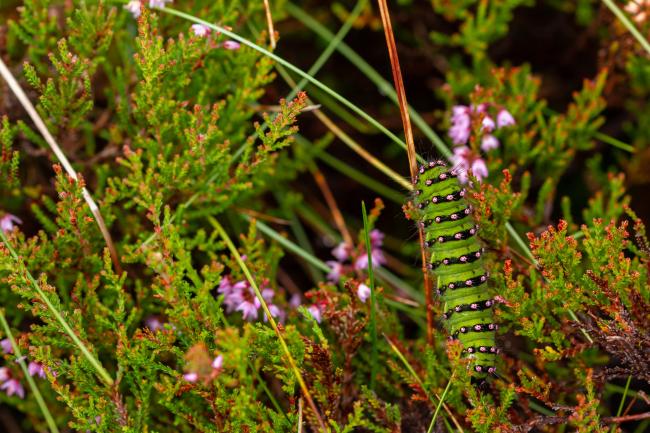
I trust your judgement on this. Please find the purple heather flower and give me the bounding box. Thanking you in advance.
[471,158,489,180]
[222,40,241,50]
[144,316,164,332]
[308,305,322,323]
[218,277,244,313]
[369,229,384,247]
[449,122,471,145]
[236,299,259,321]
[474,103,488,113]
[357,284,371,303]
[481,116,495,132]
[452,105,470,119]
[183,372,198,383]
[124,0,141,18]
[496,109,515,128]
[452,146,489,183]
[0,367,8,382]
[449,105,471,145]
[354,251,385,270]
[212,355,223,370]
[148,0,172,8]
[289,293,302,308]
[28,361,45,379]
[354,229,387,270]
[481,134,500,152]
[191,24,211,37]
[1,378,24,399]
[0,214,22,233]
[354,229,386,270]
[326,260,344,282]
[263,304,282,322]
[219,277,284,322]
[0,338,12,354]
[331,242,350,262]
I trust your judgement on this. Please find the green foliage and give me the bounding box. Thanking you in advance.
[0,116,20,192]
[0,0,649,432]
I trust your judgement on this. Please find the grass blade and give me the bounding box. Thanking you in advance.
[602,0,650,55]
[0,230,114,385]
[361,201,379,390]
[610,375,633,433]
[0,310,60,433]
[427,377,453,433]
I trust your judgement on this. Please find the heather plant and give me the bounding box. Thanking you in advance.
[0,1,649,432]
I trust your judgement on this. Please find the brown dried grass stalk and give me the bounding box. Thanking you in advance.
[375,0,435,345]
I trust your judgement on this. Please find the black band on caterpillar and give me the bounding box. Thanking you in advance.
[429,225,479,244]
[440,273,489,293]
[429,248,483,270]
[442,298,495,320]
[430,189,465,204]
[465,345,499,355]
[413,160,447,184]
[423,171,457,187]
[451,322,499,339]
[474,365,497,375]
[431,206,472,224]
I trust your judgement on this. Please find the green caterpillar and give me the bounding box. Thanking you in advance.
[414,159,497,379]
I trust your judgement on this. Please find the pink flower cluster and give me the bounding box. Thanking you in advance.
[0,366,23,399]
[0,338,48,399]
[448,103,515,183]
[326,229,387,282]
[1,213,21,233]
[124,0,173,18]
[188,24,241,50]
[450,104,514,150]
[218,276,282,322]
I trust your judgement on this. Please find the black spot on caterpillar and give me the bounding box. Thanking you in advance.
[414,160,497,379]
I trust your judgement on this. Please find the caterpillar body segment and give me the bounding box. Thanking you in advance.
[414,160,497,379]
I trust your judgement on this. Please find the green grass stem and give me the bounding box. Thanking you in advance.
[0,310,60,433]
[361,201,379,390]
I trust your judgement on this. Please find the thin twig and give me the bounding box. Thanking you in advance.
[604,412,650,423]
[262,0,277,49]
[0,58,122,274]
[313,169,354,247]
[298,397,304,433]
[375,0,435,346]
